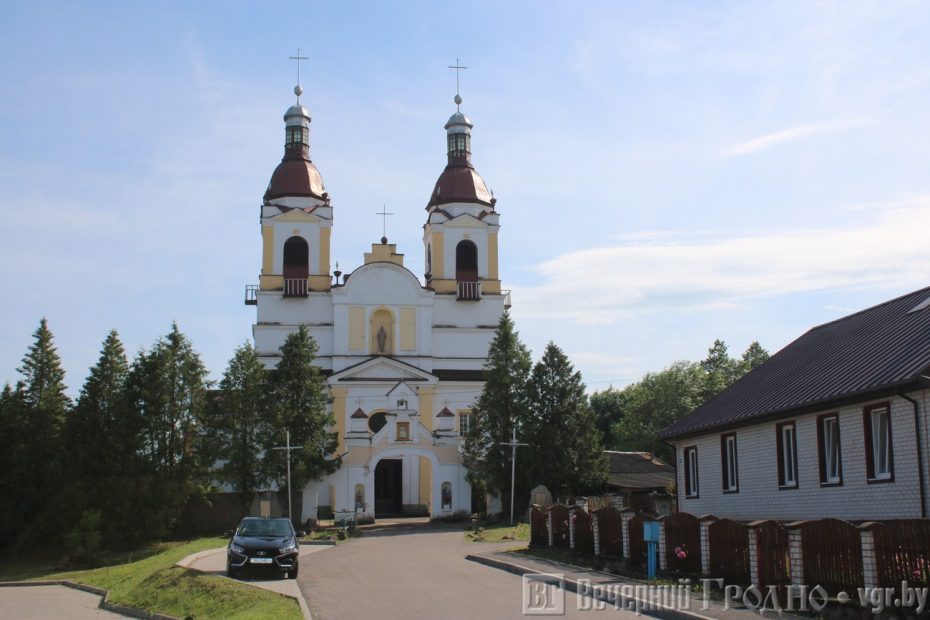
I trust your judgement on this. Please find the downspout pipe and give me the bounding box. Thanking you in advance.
[898,389,927,518]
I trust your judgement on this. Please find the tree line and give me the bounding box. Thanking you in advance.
[0,319,337,559]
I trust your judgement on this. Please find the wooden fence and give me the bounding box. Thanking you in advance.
[530,505,548,547]
[627,512,647,569]
[662,512,701,574]
[596,507,622,556]
[549,505,571,548]
[708,518,751,585]
[573,508,594,555]
[753,520,789,600]
[798,518,863,596]
[871,519,930,590]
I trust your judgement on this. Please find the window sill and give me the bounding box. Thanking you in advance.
[722,489,739,494]
[777,484,799,490]
[820,480,843,487]
[685,494,700,499]
[867,476,895,484]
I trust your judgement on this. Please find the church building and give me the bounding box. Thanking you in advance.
[245,77,510,521]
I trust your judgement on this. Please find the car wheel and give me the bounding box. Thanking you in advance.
[227,567,238,579]
[288,564,299,579]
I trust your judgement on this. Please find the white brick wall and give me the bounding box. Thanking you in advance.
[672,390,929,521]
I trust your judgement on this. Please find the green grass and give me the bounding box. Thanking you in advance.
[465,522,530,543]
[1,538,302,620]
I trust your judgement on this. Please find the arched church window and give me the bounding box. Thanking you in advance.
[368,411,387,434]
[455,240,478,282]
[426,243,432,279]
[283,236,309,297]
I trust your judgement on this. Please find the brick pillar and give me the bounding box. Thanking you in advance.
[569,509,577,549]
[658,521,668,571]
[786,522,805,586]
[859,523,879,590]
[593,511,602,556]
[621,510,635,560]
[699,516,717,576]
[746,521,763,587]
[547,510,554,547]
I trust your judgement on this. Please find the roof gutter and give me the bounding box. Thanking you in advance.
[898,386,927,519]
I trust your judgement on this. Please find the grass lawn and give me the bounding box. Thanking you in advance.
[465,522,530,543]
[0,538,302,620]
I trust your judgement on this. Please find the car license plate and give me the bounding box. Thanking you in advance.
[250,557,273,564]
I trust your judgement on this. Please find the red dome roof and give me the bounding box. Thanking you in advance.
[427,164,493,208]
[265,157,326,201]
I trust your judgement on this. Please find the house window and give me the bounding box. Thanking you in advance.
[683,446,699,498]
[776,422,798,488]
[817,414,843,485]
[721,433,738,493]
[396,422,410,441]
[458,412,471,436]
[864,404,894,482]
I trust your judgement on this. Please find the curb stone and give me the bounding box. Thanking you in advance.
[465,553,718,620]
[0,580,180,619]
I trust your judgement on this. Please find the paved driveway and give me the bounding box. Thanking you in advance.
[297,523,621,619]
[0,585,119,619]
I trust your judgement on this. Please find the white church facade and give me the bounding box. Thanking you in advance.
[245,81,509,521]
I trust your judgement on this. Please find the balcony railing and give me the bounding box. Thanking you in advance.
[244,285,258,306]
[457,281,481,301]
[283,278,308,298]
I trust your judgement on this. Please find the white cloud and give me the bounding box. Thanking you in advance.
[726,119,874,155]
[513,198,930,325]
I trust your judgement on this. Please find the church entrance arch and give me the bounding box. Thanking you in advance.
[371,448,438,519]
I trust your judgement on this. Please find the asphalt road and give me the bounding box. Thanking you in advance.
[297,523,624,619]
[0,585,119,619]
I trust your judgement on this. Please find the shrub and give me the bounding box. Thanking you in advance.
[64,510,104,567]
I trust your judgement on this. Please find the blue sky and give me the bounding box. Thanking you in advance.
[2,1,929,393]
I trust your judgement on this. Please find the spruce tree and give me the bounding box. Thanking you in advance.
[0,384,22,548]
[699,339,738,402]
[126,323,209,539]
[216,342,274,512]
[462,311,533,515]
[9,318,71,540]
[739,341,770,373]
[526,342,607,497]
[269,326,339,501]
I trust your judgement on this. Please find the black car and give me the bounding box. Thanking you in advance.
[226,517,305,579]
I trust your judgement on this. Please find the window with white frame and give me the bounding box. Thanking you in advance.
[458,411,471,436]
[684,446,699,498]
[776,422,798,488]
[866,404,893,481]
[721,433,738,492]
[818,414,842,485]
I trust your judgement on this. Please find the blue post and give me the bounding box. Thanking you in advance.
[643,521,660,580]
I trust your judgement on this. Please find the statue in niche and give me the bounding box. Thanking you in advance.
[376,326,387,353]
[441,482,452,510]
[355,484,365,511]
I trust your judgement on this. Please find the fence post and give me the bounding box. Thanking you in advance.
[699,515,717,576]
[746,520,763,587]
[858,522,879,591]
[569,509,577,550]
[785,521,806,586]
[658,520,668,571]
[547,510,554,547]
[621,509,635,560]
[593,511,601,556]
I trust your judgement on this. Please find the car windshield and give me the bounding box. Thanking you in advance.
[237,519,293,537]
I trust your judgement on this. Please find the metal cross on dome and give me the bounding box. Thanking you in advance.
[448,58,467,110]
[376,205,394,242]
[289,48,308,101]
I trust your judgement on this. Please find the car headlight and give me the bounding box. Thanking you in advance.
[279,544,298,555]
[230,543,246,554]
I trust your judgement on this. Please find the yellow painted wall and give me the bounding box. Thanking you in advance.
[319,227,331,275]
[262,226,274,275]
[488,232,499,280]
[483,280,501,294]
[431,232,444,279]
[309,275,331,290]
[431,279,456,294]
[419,456,431,510]
[418,386,433,431]
[331,387,347,454]
[260,275,284,291]
[399,307,416,351]
[348,307,365,351]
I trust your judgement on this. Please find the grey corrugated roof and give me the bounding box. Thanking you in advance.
[660,285,930,440]
[608,472,675,490]
[606,451,674,474]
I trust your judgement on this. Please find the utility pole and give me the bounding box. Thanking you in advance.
[273,430,299,525]
[499,426,527,525]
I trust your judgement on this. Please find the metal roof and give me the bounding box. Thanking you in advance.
[660,285,930,440]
